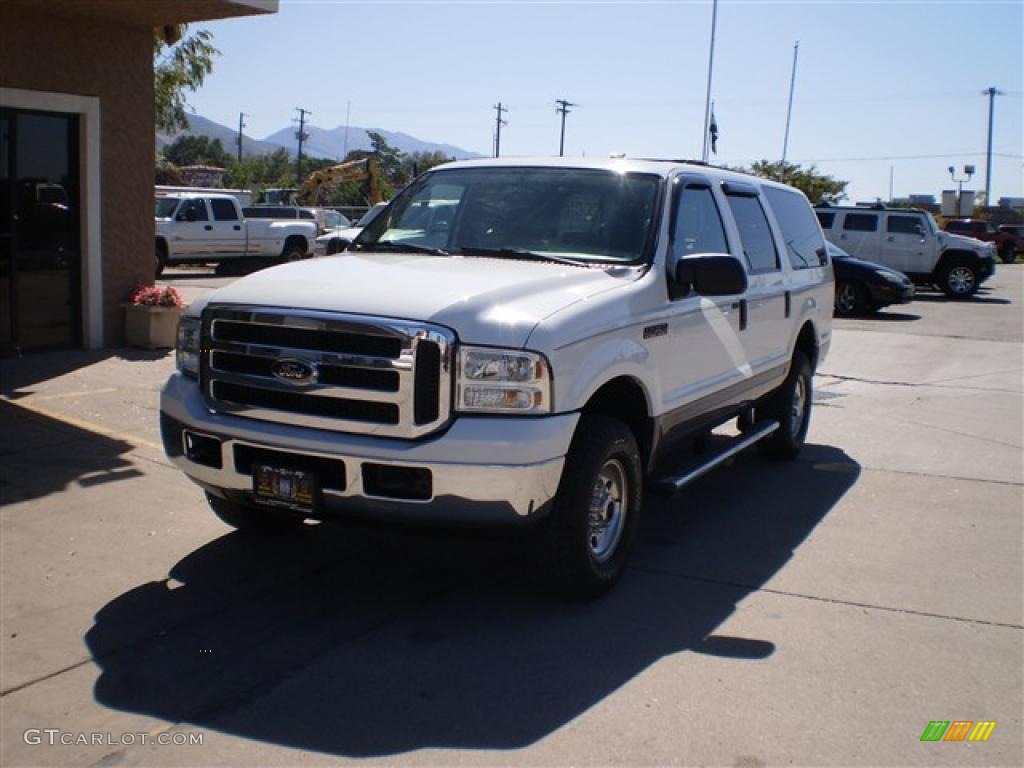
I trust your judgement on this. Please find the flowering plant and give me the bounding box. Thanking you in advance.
[129,285,184,308]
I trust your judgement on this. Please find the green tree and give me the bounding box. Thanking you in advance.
[742,160,848,205]
[154,25,219,133]
[163,135,232,168]
[401,150,453,180]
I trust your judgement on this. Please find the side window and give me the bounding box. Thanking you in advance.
[179,199,208,221]
[209,198,238,221]
[816,211,835,229]
[764,187,826,270]
[725,193,779,273]
[671,185,729,265]
[886,215,921,234]
[843,213,878,232]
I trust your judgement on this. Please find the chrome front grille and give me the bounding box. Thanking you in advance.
[201,306,454,438]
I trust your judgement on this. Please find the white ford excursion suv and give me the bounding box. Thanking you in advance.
[161,158,833,597]
[815,203,996,298]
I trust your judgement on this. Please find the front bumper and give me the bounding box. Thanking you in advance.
[978,255,996,282]
[866,280,915,306]
[160,374,577,525]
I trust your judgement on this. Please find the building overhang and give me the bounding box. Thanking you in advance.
[5,0,278,27]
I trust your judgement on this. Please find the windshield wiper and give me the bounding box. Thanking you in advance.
[358,241,450,256]
[457,246,591,267]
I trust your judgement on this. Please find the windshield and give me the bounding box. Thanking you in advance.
[155,198,179,219]
[356,167,662,265]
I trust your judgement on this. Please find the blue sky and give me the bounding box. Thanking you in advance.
[188,0,1023,204]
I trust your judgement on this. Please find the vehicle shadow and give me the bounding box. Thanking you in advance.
[863,311,921,322]
[85,443,858,757]
[0,400,142,504]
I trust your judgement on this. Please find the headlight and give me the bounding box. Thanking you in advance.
[457,346,551,414]
[176,316,201,378]
[876,270,905,284]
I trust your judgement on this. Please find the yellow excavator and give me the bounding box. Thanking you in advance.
[294,157,385,207]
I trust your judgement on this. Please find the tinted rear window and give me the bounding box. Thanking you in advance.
[764,187,825,270]
[816,211,835,229]
[725,194,779,273]
[210,198,238,221]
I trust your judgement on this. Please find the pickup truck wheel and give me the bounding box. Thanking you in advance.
[834,281,865,317]
[206,492,304,533]
[757,351,812,461]
[999,243,1016,264]
[155,242,167,278]
[939,261,978,298]
[281,241,305,263]
[532,415,643,599]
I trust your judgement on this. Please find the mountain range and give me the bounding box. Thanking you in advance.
[157,114,480,162]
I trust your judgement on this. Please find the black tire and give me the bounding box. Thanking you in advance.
[532,415,643,599]
[280,239,306,263]
[757,351,812,461]
[937,260,979,298]
[206,492,304,533]
[155,241,168,278]
[834,280,867,317]
[998,243,1015,265]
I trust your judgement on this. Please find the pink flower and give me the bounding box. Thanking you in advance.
[129,285,184,308]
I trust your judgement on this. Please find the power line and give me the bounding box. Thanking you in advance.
[293,107,311,185]
[983,86,1005,204]
[493,102,508,158]
[555,99,576,157]
[236,112,247,163]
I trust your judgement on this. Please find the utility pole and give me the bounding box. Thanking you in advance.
[701,0,719,163]
[236,112,247,163]
[781,40,799,168]
[493,102,508,158]
[555,99,576,157]
[983,86,1003,206]
[294,107,311,185]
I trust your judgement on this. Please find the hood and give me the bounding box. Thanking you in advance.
[316,226,361,244]
[940,231,994,254]
[836,254,908,280]
[205,251,640,348]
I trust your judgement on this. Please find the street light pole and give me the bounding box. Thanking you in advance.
[701,0,719,163]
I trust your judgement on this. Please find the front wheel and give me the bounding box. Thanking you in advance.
[155,242,167,278]
[757,351,812,461]
[834,281,866,317]
[532,415,643,599]
[938,261,978,298]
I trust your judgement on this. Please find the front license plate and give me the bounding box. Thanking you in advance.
[253,465,317,510]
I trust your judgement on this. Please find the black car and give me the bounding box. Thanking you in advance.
[828,242,915,316]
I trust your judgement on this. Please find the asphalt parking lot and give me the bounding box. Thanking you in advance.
[1,267,1021,767]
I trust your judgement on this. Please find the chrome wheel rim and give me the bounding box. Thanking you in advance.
[588,459,627,562]
[948,267,975,294]
[836,283,856,314]
[790,375,807,436]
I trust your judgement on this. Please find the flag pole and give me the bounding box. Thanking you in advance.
[781,40,799,168]
[701,0,719,163]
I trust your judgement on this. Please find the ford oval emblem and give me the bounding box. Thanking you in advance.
[271,358,316,385]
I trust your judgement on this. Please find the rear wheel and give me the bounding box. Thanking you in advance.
[206,492,304,533]
[938,260,978,298]
[998,243,1016,264]
[757,351,812,461]
[532,415,643,599]
[280,240,306,263]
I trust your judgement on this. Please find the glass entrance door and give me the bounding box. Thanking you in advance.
[0,109,81,354]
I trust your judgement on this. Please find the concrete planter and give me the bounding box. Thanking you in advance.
[123,304,183,349]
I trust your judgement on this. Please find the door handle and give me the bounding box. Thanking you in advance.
[733,299,747,331]
[886,236,895,242]
[204,225,213,231]
[233,225,241,230]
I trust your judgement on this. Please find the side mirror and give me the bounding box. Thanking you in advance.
[184,208,197,223]
[675,254,748,296]
[915,224,925,235]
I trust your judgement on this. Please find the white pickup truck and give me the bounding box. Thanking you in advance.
[154,193,316,276]
[161,158,833,598]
